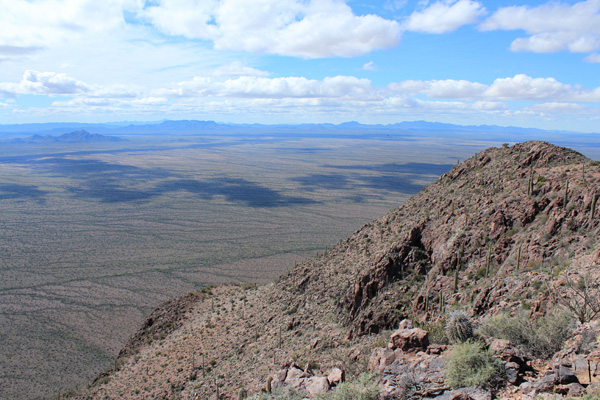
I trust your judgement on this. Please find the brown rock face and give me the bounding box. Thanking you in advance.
[389,327,429,352]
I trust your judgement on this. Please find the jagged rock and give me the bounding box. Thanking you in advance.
[555,365,578,385]
[555,382,585,397]
[284,366,309,389]
[325,368,345,386]
[505,362,521,385]
[488,338,530,385]
[427,344,448,355]
[368,348,396,373]
[555,349,600,385]
[271,369,288,390]
[398,319,414,330]
[389,327,429,352]
[534,373,557,393]
[268,363,344,397]
[373,342,448,398]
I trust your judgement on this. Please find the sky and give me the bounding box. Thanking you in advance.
[0,0,599,132]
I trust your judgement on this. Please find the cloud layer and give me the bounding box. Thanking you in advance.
[141,0,402,58]
[2,66,598,128]
[481,0,600,55]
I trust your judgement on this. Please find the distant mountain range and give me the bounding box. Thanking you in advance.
[10,130,126,144]
[0,120,597,146]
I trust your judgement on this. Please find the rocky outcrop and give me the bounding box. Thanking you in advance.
[270,363,345,397]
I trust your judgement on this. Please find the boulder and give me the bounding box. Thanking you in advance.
[556,365,579,385]
[305,376,330,397]
[572,354,600,385]
[389,327,429,352]
[284,366,309,389]
[325,368,345,386]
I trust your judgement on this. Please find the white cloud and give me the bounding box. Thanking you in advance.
[159,74,380,100]
[384,0,408,12]
[585,53,600,63]
[403,0,486,34]
[141,0,401,58]
[526,102,591,113]
[387,74,600,103]
[0,70,91,96]
[0,0,138,49]
[485,74,577,101]
[362,61,378,71]
[211,62,270,78]
[424,79,487,99]
[480,0,600,54]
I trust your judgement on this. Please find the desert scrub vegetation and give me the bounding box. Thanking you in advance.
[476,309,576,359]
[445,340,502,389]
[555,273,600,323]
[420,317,449,345]
[316,372,380,400]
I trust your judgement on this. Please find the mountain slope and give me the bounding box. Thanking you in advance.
[75,141,600,399]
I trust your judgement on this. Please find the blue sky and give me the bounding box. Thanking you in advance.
[0,0,599,132]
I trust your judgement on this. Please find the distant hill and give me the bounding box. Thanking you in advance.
[11,130,126,144]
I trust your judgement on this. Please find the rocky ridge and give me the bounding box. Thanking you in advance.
[74,141,600,399]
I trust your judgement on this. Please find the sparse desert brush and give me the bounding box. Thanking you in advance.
[316,372,379,400]
[445,340,502,389]
[476,309,576,359]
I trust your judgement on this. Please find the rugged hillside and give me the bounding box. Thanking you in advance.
[73,141,600,399]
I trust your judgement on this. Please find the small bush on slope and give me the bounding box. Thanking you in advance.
[445,340,502,389]
[477,309,576,359]
[316,372,379,400]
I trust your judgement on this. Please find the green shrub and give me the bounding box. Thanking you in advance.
[420,318,449,345]
[477,309,576,359]
[445,311,474,344]
[316,372,379,400]
[445,340,502,389]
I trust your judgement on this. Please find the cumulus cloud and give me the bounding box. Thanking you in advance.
[480,0,600,54]
[0,70,91,96]
[141,0,401,58]
[159,74,380,100]
[388,74,600,103]
[403,0,486,34]
[424,79,487,99]
[0,0,138,48]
